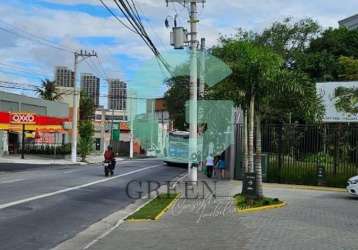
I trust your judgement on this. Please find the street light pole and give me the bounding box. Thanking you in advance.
[71,50,97,163]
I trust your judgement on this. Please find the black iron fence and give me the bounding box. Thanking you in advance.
[237,124,358,188]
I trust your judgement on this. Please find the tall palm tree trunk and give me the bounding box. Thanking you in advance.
[248,96,255,173]
[243,110,248,173]
[255,114,263,199]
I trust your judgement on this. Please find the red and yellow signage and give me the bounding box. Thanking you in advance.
[0,112,69,132]
[10,112,36,124]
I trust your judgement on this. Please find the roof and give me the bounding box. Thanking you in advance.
[339,14,358,24]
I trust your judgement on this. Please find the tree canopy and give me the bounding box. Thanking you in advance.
[35,79,64,101]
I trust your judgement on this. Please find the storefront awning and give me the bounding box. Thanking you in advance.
[0,112,69,132]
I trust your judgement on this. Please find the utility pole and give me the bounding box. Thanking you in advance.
[198,37,206,169]
[166,0,204,182]
[110,107,114,143]
[129,93,136,160]
[100,108,106,154]
[71,50,97,163]
[187,0,203,182]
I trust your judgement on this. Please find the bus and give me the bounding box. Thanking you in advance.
[162,131,204,166]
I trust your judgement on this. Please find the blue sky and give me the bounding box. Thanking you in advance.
[0,0,357,108]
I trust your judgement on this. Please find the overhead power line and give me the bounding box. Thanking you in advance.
[98,0,172,75]
[0,20,73,53]
[98,0,138,34]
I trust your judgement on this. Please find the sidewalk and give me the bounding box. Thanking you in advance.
[85,173,358,250]
[0,154,126,170]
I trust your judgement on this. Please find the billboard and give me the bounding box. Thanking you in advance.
[317,82,358,123]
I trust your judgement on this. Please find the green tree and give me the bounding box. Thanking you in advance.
[212,40,284,199]
[164,75,190,131]
[78,92,95,161]
[35,79,64,101]
[80,91,95,120]
[256,17,321,69]
[78,120,94,161]
[211,37,324,199]
[338,56,358,80]
[303,27,358,81]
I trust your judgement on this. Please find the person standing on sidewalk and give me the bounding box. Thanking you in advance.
[218,156,225,179]
[205,154,214,178]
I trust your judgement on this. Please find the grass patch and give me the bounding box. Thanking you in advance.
[126,193,179,220]
[234,194,283,210]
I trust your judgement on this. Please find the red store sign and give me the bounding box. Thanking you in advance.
[10,113,37,124]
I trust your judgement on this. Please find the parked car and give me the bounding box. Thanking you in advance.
[347,176,358,196]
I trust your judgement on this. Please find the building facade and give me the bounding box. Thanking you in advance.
[146,98,172,156]
[108,79,127,111]
[339,14,358,30]
[55,66,74,87]
[0,91,70,156]
[93,108,141,155]
[81,73,100,107]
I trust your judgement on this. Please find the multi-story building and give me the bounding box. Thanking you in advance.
[108,79,127,111]
[54,66,74,87]
[80,73,100,107]
[339,14,358,30]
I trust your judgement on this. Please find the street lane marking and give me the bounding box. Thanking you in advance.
[63,170,77,174]
[61,160,139,174]
[0,178,25,184]
[0,164,163,210]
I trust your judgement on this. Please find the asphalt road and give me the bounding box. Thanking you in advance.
[0,159,185,250]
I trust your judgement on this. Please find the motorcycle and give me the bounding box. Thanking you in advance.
[103,160,114,177]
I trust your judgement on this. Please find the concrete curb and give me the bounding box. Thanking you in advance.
[262,183,346,193]
[232,180,346,193]
[51,172,187,250]
[236,201,287,213]
[154,193,181,220]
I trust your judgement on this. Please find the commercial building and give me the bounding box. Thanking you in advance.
[0,91,70,156]
[146,98,171,126]
[146,98,172,155]
[81,73,100,107]
[108,79,127,110]
[55,66,74,87]
[93,108,141,155]
[339,14,358,30]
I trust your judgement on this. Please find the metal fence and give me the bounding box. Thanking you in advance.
[237,124,358,188]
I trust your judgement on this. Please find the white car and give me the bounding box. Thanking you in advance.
[347,176,358,196]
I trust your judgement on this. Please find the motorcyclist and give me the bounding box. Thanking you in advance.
[104,145,115,176]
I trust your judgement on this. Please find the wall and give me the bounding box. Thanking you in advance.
[0,131,8,156]
[0,91,68,118]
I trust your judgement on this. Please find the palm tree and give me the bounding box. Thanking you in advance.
[35,79,63,101]
[334,86,358,115]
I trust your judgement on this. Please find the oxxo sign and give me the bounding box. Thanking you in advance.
[10,113,36,124]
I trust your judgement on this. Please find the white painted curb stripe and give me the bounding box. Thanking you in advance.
[0,164,162,210]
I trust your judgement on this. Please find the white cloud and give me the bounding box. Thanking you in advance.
[0,0,357,104]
